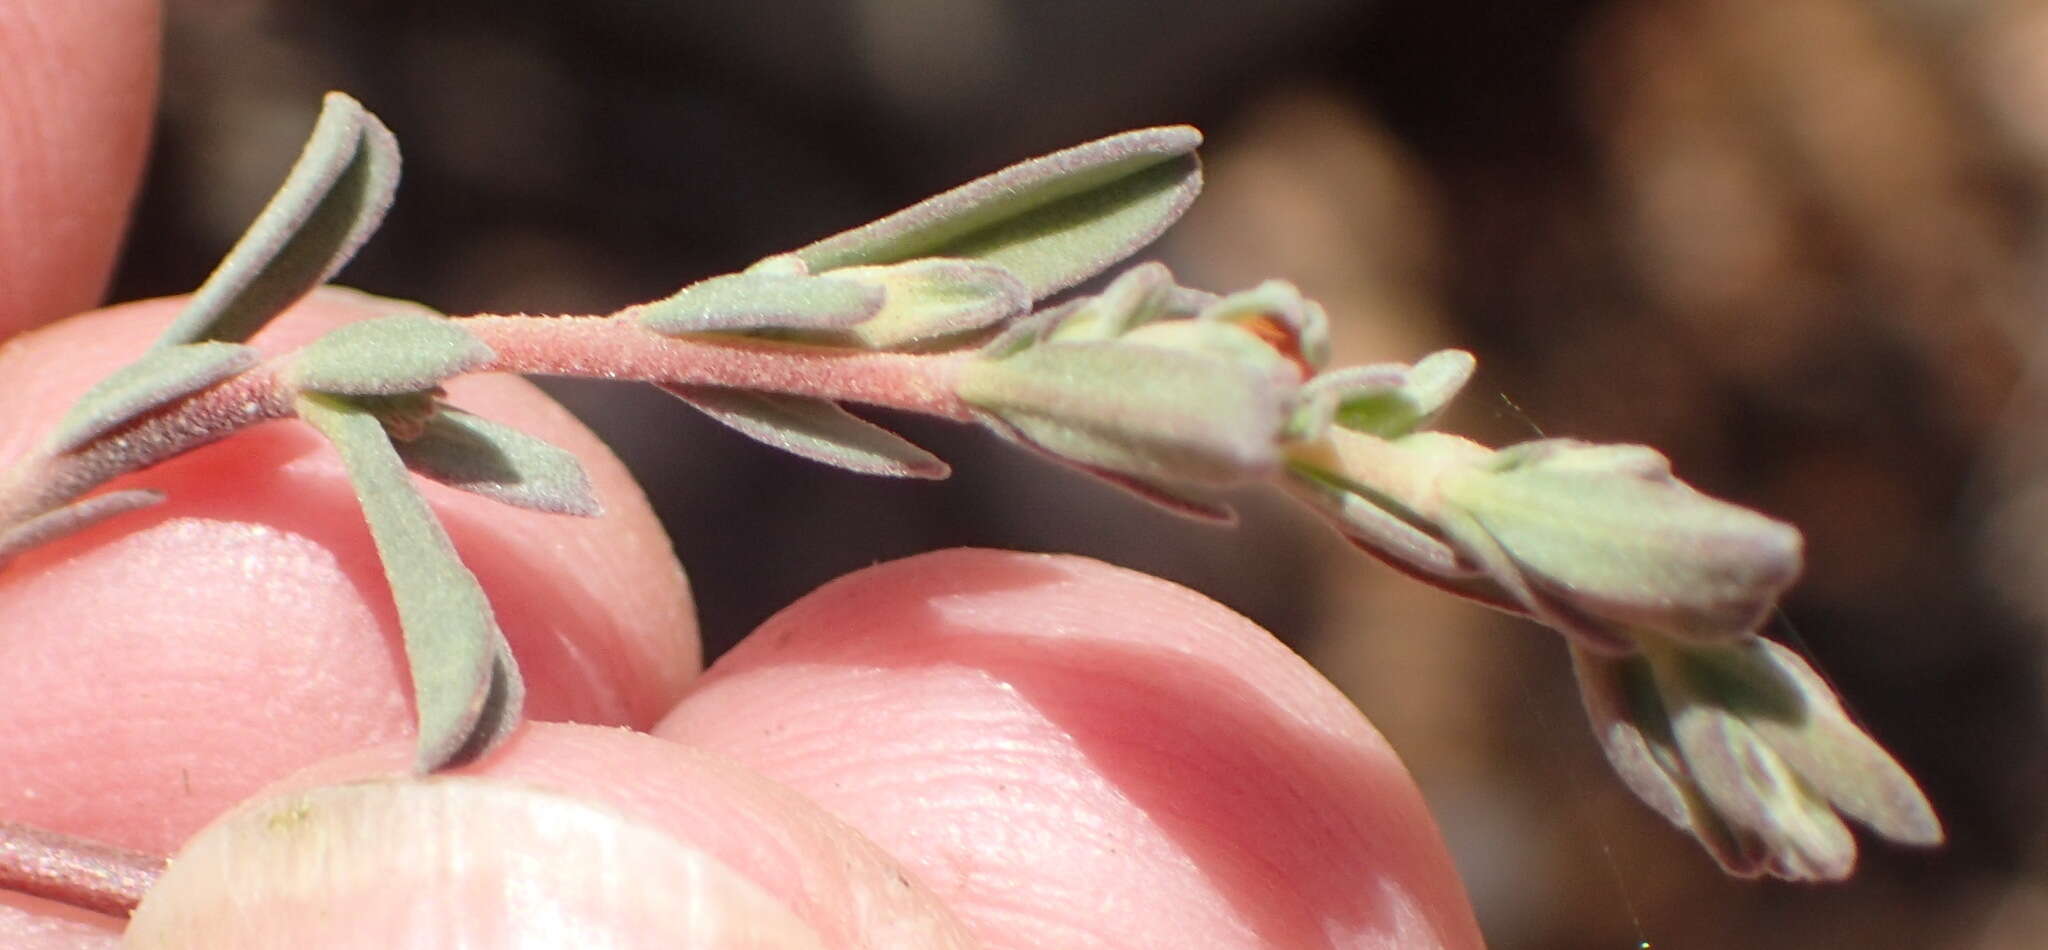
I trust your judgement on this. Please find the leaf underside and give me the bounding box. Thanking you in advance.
[43,343,258,455]
[662,384,949,479]
[155,92,401,348]
[393,407,602,516]
[296,392,520,771]
[973,409,1234,522]
[794,127,1203,301]
[0,490,166,564]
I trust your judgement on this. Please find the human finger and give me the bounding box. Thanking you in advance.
[657,549,1485,949]
[0,290,698,866]
[125,722,977,949]
[0,0,160,340]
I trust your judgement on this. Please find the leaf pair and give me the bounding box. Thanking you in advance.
[297,395,524,769]
[12,93,401,561]
[1573,638,1941,880]
[27,94,567,770]
[632,124,1207,484]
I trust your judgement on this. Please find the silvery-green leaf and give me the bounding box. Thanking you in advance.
[831,259,1030,349]
[0,490,164,564]
[43,343,257,454]
[958,342,1285,488]
[795,127,1203,300]
[1667,698,1857,880]
[1431,501,1639,654]
[1194,280,1330,371]
[1313,349,1475,439]
[1279,463,1471,579]
[1570,646,1767,876]
[1438,441,1803,643]
[286,313,494,395]
[1088,468,1235,522]
[978,300,1083,360]
[1707,639,1944,846]
[977,409,1235,522]
[442,640,525,768]
[628,271,882,336]
[296,392,518,772]
[662,384,948,479]
[393,407,601,516]
[1290,363,1407,440]
[156,93,401,347]
[1044,262,1180,342]
[1570,647,1700,830]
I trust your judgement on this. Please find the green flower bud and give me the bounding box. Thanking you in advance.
[1435,438,1803,649]
[956,264,1319,518]
[1572,638,1941,881]
[957,340,1288,512]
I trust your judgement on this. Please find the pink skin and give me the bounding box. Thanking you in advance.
[0,2,1484,946]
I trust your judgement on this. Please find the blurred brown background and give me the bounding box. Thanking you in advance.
[112,1,2047,946]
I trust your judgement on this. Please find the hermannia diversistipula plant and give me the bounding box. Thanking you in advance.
[0,92,1942,910]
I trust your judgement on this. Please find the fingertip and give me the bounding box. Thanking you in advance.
[0,0,161,339]
[128,778,831,949]
[0,292,695,857]
[225,722,977,949]
[660,548,1485,949]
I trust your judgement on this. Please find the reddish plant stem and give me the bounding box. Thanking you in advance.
[0,315,975,535]
[457,315,976,420]
[0,820,164,917]
[0,367,296,530]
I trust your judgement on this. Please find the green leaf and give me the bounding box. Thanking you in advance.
[1042,261,1180,342]
[980,413,1235,522]
[156,92,402,347]
[957,341,1285,487]
[295,392,519,771]
[443,641,525,768]
[286,313,494,395]
[830,259,1029,349]
[393,407,601,516]
[661,384,948,478]
[43,343,257,454]
[629,271,882,336]
[0,490,164,564]
[1311,350,1475,439]
[793,127,1203,300]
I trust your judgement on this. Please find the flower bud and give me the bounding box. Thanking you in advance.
[956,265,1318,518]
[1434,438,1803,648]
[1572,638,1941,881]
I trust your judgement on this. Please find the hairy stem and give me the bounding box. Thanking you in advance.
[0,820,164,917]
[457,315,975,420]
[0,314,974,541]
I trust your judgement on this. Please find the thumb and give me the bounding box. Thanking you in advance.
[124,723,978,949]
[0,0,160,340]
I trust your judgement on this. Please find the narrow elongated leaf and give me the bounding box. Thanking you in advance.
[831,259,1030,349]
[957,341,1285,487]
[969,406,1232,521]
[286,313,494,395]
[630,271,882,336]
[157,93,401,347]
[43,343,257,454]
[296,393,518,771]
[442,641,526,768]
[794,127,1203,300]
[393,407,601,516]
[661,384,948,478]
[0,490,164,564]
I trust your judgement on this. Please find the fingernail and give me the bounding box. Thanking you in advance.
[127,779,825,948]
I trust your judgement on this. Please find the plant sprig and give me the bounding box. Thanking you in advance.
[0,92,1941,884]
